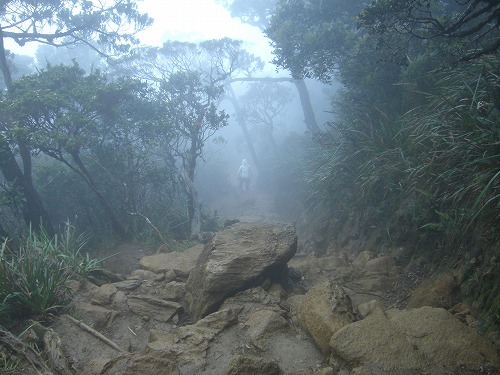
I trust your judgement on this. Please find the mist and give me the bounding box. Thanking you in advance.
[1,1,498,373]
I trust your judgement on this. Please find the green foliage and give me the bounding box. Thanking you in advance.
[266,0,499,253]
[265,0,499,331]
[224,0,277,29]
[461,254,500,331]
[359,0,500,63]
[306,54,499,250]
[1,61,182,240]
[1,0,152,57]
[57,222,100,276]
[0,346,21,373]
[2,229,71,317]
[267,0,365,81]
[402,55,500,239]
[0,224,100,322]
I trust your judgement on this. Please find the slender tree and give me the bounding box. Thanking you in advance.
[115,40,239,234]
[219,0,322,134]
[239,81,293,154]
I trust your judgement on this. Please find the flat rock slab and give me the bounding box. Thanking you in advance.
[139,244,204,278]
[127,295,182,322]
[186,222,297,321]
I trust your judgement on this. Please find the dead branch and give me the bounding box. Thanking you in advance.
[0,327,53,375]
[128,211,169,250]
[63,315,125,353]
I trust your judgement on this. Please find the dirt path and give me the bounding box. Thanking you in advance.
[96,241,158,275]
[210,186,283,224]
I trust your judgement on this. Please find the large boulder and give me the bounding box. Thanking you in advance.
[185,222,297,321]
[298,281,357,354]
[391,306,500,373]
[330,303,500,374]
[330,304,425,374]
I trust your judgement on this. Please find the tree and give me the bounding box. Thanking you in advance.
[0,62,161,239]
[116,40,237,235]
[0,0,151,234]
[218,0,277,29]
[1,0,152,61]
[265,0,404,131]
[35,43,107,73]
[266,0,365,83]
[219,0,322,134]
[358,0,500,62]
[240,82,293,154]
[162,71,228,235]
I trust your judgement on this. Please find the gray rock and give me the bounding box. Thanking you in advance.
[330,304,500,374]
[220,286,282,320]
[75,303,118,329]
[224,355,281,375]
[127,295,182,322]
[113,279,142,291]
[406,272,459,309]
[139,244,203,279]
[392,306,500,373]
[299,281,357,354]
[147,309,240,373]
[352,251,375,268]
[130,269,159,281]
[243,309,288,342]
[330,307,425,374]
[186,222,297,321]
[364,255,396,274]
[91,283,118,306]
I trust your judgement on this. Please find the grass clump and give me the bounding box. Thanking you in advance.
[0,223,101,325]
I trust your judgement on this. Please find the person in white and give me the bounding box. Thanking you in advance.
[237,159,252,191]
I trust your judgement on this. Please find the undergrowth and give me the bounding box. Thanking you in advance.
[0,222,102,326]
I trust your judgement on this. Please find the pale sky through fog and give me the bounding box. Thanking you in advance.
[5,0,274,67]
[137,0,273,60]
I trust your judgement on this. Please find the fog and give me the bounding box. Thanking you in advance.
[3,0,333,185]
[1,3,498,367]
[195,77,336,215]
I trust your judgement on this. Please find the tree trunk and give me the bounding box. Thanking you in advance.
[293,78,321,134]
[0,138,54,236]
[0,28,54,235]
[0,26,13,88]
[189,188,201,236]
[229,76,321,134]
[185,138,201,236]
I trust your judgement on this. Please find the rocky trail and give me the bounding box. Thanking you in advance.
[9,189,500,375]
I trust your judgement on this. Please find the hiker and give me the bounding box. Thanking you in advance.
[237,159,252,191]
